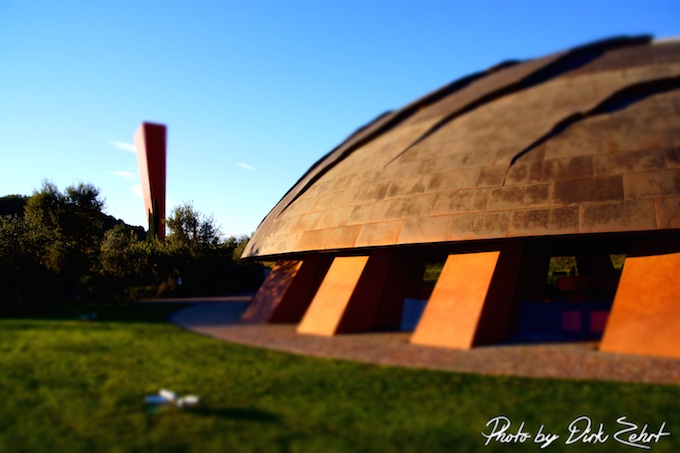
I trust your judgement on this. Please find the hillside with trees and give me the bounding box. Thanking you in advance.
[0,182,262,306]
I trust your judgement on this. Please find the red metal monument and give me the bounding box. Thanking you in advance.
[135,122,167,240]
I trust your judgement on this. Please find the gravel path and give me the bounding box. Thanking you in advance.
[167,298,680,385]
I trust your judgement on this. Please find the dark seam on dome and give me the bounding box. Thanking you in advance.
[501,76,680,185]
[383,35,652,167]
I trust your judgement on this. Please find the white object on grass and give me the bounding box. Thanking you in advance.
[159,389,177,401]
[144,389,200,408]
[177,395,200,407]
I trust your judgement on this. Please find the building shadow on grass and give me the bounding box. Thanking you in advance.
[0,293,253,325]
[185,406,280,423]
[0,302,193,325]
[0,293,255,326]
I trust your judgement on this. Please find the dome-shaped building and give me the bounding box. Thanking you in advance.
[241,36,680,359]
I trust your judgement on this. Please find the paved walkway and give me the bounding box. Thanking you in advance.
[167,297,680,385]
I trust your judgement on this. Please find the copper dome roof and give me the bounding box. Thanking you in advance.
[244,36,680,259]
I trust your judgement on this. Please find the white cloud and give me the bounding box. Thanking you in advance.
[110,141,137,153]
[130,184,143,199]
[111,170,142,198]
[111,170,137,181]
[237,162,255,171]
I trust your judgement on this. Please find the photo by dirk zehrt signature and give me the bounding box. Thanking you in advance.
[481,415,670,449]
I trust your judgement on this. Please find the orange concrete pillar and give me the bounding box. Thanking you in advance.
[269,254,334,323]
[297,255,369,336]
[240,260,302,324]
[297,249,426,335]
[340,249,427,333]
[241,255,333,324]
[334,250,393,333]
[411,244,523,349]
[600,252,680,359]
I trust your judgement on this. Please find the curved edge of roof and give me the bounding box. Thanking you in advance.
[242,34,656,260]
[271,34,652,221]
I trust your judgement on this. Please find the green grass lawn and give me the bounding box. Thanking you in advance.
[1,303,678,452]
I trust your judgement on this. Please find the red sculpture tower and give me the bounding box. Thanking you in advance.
[134,122,167,240]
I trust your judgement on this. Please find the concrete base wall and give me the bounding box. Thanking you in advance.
[242,233,680,358]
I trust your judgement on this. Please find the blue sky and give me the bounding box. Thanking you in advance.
[1,1,678,237]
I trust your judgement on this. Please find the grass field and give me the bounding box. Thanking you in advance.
[0,303,678,452]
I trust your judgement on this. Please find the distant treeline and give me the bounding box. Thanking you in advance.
[0,194,147,240]
[0,182,263,307]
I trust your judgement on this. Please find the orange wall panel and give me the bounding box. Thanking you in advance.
[240,261,303,323]
[411,251,500,349]
[600,252,680,359]
[297,256,369,336]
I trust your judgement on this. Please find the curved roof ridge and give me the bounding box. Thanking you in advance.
[385,35,652,167]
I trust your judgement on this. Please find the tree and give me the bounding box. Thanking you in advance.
[166,202,221,252]
[100,225,138,280]
[0,215,48,303]
[99,224,163,300]
[225,234,265,291]
[162,202,231,295]
[25,181,104,242]
[1,184,264,302]
[23,181,106,297]
[0,195,28,217]
[225,234,251,263]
